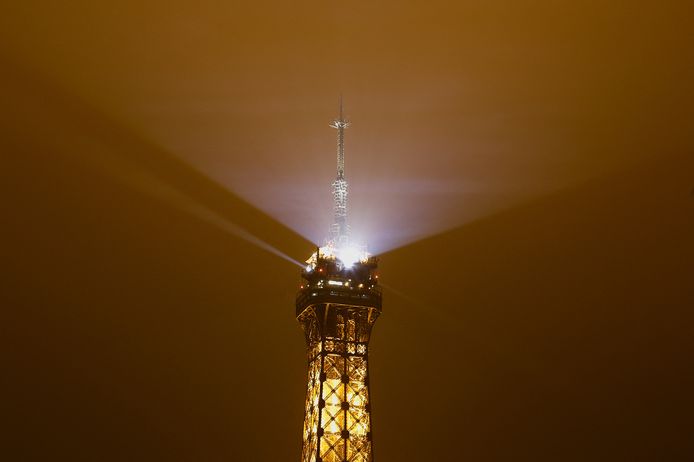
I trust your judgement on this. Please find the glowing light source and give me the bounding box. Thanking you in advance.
[305,242,369,270]
[337,245,364,267]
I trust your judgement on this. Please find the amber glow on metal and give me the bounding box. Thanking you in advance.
[297,290,379,462]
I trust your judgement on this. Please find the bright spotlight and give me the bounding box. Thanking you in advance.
[338,245,364,268]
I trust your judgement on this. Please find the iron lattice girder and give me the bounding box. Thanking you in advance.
[298,300,380,462]
[296,288,382,318]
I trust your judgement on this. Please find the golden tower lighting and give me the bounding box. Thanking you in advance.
[296,99,382,462]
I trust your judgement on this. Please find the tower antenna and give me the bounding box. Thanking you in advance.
[329,95,350,245]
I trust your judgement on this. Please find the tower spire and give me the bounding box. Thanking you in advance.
[329,96,350,245]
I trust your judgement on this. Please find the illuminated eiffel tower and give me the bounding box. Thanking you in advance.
[296,99,382,462]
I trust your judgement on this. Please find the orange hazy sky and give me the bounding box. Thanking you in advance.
[3,1,692,252]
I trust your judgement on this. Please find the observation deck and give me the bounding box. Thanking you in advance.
[295,255,382,317]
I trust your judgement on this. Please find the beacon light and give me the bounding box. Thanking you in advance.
[336,244,366,268]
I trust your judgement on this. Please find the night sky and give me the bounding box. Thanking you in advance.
[3,1,694,461]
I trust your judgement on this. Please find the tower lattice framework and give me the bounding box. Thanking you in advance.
[296,100,381,462]
[297,258,381,462]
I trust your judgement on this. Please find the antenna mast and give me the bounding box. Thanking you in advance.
[329,95,350,245]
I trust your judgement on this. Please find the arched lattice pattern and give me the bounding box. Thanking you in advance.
[299,305,377,462]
